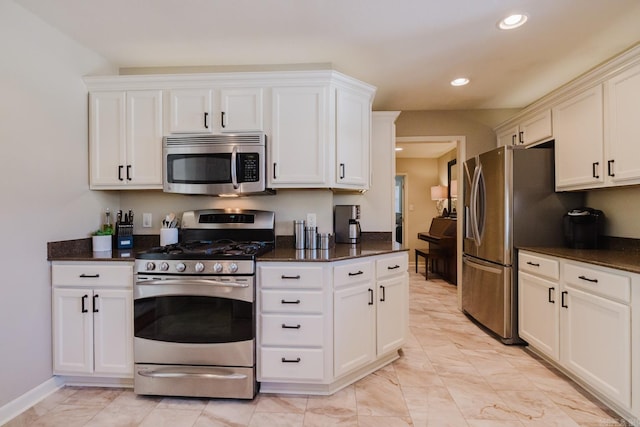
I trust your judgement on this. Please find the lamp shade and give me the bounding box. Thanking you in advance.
[430,185,447,200]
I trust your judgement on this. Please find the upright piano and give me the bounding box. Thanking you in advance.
[418,217,457,284]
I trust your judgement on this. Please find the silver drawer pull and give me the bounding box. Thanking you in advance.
[137,369,247,380]
[282,324,301,329]
[578,275,598,283]
[281,357,301,363]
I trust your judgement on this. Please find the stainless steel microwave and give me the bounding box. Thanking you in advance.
[163,133,270,196]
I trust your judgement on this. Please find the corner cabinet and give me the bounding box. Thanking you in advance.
[269,78,374,191]
[518,250,636,417]
[89,90,163,189]
[51,262,134,379]
[257,251,408,395]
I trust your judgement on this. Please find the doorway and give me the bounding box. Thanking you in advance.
[394,175,407,244]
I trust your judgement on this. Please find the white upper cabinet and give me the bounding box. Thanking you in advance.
[496,110,552,147]
[90,90,163,189]
[553,85,604,190]
[270,86,328,186]
[220,88,264,132]
[168,89,213,133]
[605,63,640,185]
[334,86,371,188]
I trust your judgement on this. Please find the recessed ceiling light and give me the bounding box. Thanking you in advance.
[499,13,528,30]
[395,147,403,151]
[450,78,470,87]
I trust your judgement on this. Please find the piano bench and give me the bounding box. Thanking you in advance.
[415,248,448,280]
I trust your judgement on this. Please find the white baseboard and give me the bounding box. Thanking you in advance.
[0,377,64,426]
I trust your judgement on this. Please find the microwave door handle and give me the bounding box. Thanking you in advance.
[231,146,239,189]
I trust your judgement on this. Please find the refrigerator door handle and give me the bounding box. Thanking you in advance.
[469,162,483,246]
[463,255,503,275]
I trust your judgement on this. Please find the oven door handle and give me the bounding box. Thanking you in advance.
[137,368,247,380]
[136,279,249,288]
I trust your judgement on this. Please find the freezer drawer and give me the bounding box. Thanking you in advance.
[462,255,513,340]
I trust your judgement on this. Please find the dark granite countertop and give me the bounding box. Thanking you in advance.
[519,246,640,275]
[47,233,407,263]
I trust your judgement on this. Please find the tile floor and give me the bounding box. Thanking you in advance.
[4,271,630,427]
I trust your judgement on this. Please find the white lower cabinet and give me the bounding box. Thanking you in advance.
[52,262,133,378]
[518,251,635,414]
[257,263,330,383]
[257,251,409,394]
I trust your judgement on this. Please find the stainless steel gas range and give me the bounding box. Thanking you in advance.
[133,209,275,399]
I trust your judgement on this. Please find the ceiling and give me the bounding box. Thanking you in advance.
[13,0,640,111]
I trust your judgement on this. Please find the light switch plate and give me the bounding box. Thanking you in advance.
[142,213,152,228]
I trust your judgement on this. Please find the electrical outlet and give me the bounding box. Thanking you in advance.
[306,213,317,228]
[142,213,152,228]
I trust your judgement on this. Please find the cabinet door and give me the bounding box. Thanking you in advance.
[53,288,93,375]
[606,64,640,184]
[520,109,552,146]
[376,273,408,356]
[93,289,133,377]
[126,90,163,186]
[270,86,328,186]
[333,282,375,377]
[561,286,631,408]
[220,88,263,132]
[90,91,126,187]
[496,125,518,147]
[335,87,370,188]
[169,89,212,133]
[554,85,604,189]
[518,272,559,360]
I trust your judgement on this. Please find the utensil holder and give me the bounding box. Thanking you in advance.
[160,228,179,246]
[116,224,134,249]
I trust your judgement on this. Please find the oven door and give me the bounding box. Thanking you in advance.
[163,142,265,195]
[134,275,255,367]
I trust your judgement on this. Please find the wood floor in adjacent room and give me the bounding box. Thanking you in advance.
[4,271,625,426]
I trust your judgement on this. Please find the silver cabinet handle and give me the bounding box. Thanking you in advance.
[136,279,248,288]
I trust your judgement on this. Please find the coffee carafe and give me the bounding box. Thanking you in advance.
[334,205,362,244]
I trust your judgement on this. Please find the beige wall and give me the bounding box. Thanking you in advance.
[396,157,439,255]
[0,0,116,409]
[586,186,640,238]
[396,109,519,159]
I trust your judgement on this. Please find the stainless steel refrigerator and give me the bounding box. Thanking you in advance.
[461,145,583,344]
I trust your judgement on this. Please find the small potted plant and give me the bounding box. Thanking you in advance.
[92,226,114,252]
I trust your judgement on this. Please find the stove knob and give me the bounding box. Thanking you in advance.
[213,263,223,273]
[228,262,239,273]
[175,262,186,272]
[195,262,205,273]
[145,262,156,271]
[160,262,170,271]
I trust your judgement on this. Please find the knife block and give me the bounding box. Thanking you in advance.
[116,224,133,249]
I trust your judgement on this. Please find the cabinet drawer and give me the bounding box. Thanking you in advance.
[259,348,324,381]
[259,265,324,289]
[261,290,324,313]
[376,253,408,279]
[519,252,559,280]
[260,314,324,347]
[52,263,133,287]
[564,262,630,304]
[334,260,373,288]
